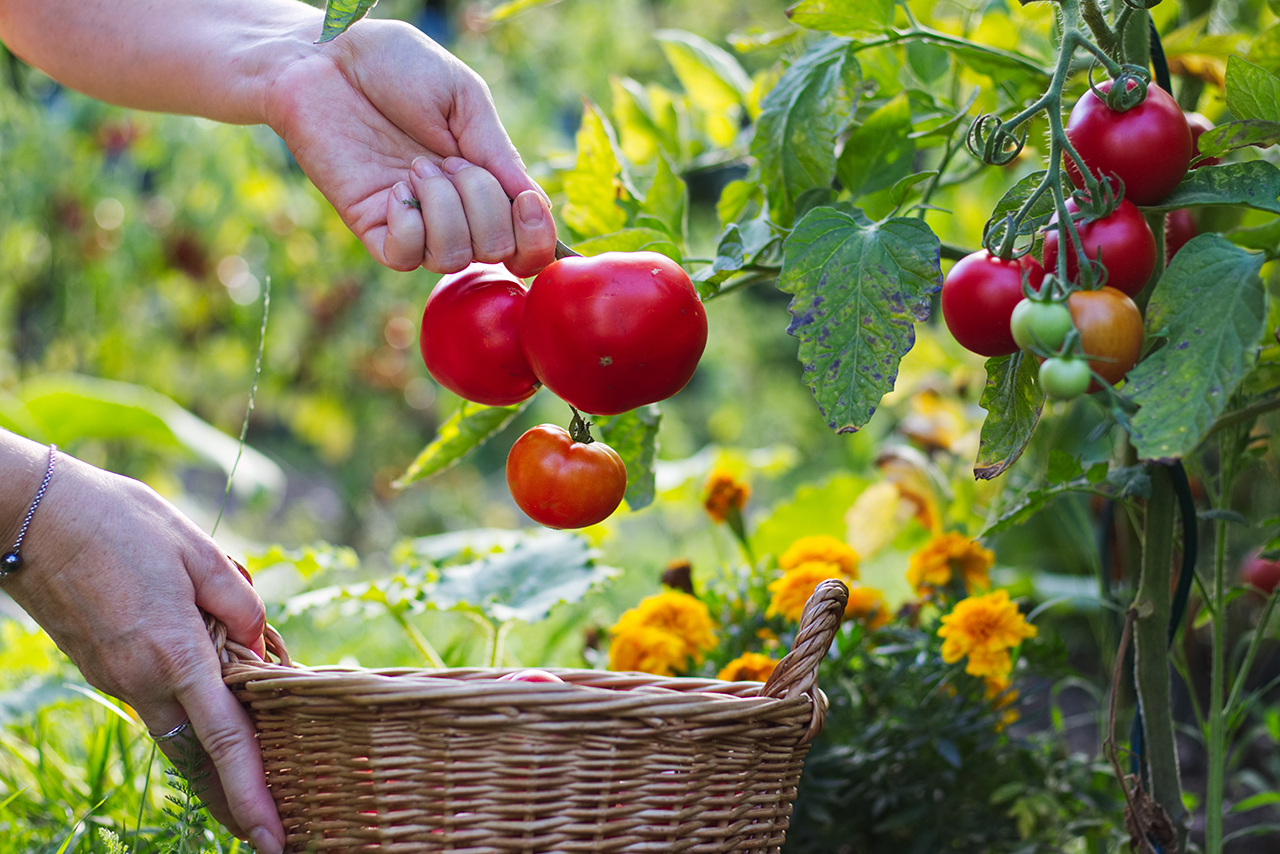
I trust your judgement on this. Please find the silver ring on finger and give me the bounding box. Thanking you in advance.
[149,717,191,743]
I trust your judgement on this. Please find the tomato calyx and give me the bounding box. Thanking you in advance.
[567,406,595,445]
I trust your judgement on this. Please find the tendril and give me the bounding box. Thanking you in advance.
[965,114,1028,167]
[1086,62,1151,112]
[1121,0,1162,11]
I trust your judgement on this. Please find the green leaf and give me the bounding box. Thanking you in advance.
[837,93,916,199]
[750,37,862,227]
[1047,449,1084,484]
[637,154,688,244]
[1126,235,1268,461]
[245,543,360,580]
[317,0,378,44]
[393,398,533,488]
[1231,791,1280,813]
[693,216,780,294]
[654,30,752,115]
[1229,217,1280,252]
[594,405,661,511]
[1142,161,1280,215]
[974,352,1044,481]
[1248,23,1280,75]
[483,0,564,22]
[426,531,620,623]
[889,171,938,209]
[982,171,1061,247]
[16,373,283,498]
[571,228,681,261]
[1196,120,1280,159]
[1226,56,1280,123]
[787,0,894,35]
[610,76,668,165]
[562,101,630,239]
[752,472,869,560]
[778,206,942,433]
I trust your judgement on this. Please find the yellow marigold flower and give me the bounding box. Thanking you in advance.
[718,651,780,682]
[609,591,718,675]
[779,535,859,578]
[938,589,1037,679]
[768,562,862,623]
[907,531,995,595]
[984,674,1020,731]
[608,625,690,676]
[846,583,891,629]
[703,470,750,523]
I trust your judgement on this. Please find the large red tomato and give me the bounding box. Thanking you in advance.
[420,263,539,406]
[1041,198,1156,297]
[1067,287,1144,390]
[520,252,708,416]
[1066,81,1193,205]
[941,250,1045,357]
[506,424,627,529]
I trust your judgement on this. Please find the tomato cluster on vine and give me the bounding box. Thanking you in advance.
[419,251,708,529]
[941,81,1211,403]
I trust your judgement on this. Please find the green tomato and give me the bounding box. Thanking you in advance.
[1039,357,1092,401]
[1010,299,1074,353]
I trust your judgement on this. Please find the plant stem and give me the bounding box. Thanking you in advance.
[1133,463,1188,849]
[1205,431,1238,853]
[390,607,447,668]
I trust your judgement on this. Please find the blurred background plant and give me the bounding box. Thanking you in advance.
[3,0,1280,850]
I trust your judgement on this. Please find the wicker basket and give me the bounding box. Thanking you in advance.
[216,579,849,854]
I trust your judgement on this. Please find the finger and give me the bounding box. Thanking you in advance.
[505,190,557,279]
[187,546,266,657]
[447,73,550,207]
[383,182,427,272]
[410,157,472,273]
[174,662,285,854]
[442,156,516,264]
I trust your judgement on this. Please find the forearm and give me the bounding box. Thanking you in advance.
[0,0,325,125]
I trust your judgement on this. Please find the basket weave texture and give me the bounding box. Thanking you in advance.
[217,579,849,854]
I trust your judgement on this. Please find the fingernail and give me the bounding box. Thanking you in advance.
[517,191,546,226]
[442,156,472,175]
[249,826,283,854]
[393,181,414,204]
[413,157,442,180]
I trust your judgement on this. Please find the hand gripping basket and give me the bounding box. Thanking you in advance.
[215,579,849,854]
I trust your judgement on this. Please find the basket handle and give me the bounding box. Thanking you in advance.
[760,578,847,744]
[205,557,294,667]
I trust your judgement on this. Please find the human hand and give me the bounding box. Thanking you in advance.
[0,440,283,853]
[264,17,557,278]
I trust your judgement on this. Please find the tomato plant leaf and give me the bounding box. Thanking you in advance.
[1225,56,1280,123]
[1143,161,1280,215]
[1229,217,1280,252]
[787,0,895,36]
[424,531,620,623]
[394,398,533,488]
[246,543,360,580]
[637,154,688,244]
[1125,235,1268,462]
[654,30,752,116]
[974,352,1044,480]
[562,101,631,239]
[316,0,378,43]
[837,93,916,199]
[982,171,1062,249]
[1196,120,1280,158]
[571,227,681,260]
[483,0,565,23]
[750,37,862,227]
[694,215,781,295]
[594,405,662,511]
[778,206,942,434]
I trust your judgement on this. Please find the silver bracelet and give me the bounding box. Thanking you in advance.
[1,444,57,580]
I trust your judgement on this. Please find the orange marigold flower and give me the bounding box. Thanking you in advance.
[703,470,750,523]
[937,589,1037,679]
[779,535,859,578]
[768,562,860,623]
[846,583,891,629]
[609,591,718,676]
[718,651,781,682]
[907,531,994,595]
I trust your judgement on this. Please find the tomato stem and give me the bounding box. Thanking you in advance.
[568,406,594,444]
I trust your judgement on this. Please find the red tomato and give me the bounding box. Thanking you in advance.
[506,424,627,529]
[1041,198,1156,297]
[1066,81,1193,205]
[1067,287,1144,390]
[941,250,1045,357]
[1185,112,1222,168]
[1165,209,1198,263]
[497,669,566,683]
[519,252,708,416]
[1241,550,1280,595]
[420,263,539,406]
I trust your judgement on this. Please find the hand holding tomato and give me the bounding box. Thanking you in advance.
[506,421,627,529]
[519,252,708,415]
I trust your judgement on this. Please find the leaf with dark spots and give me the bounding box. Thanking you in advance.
[1125,235,1268,461]
[975,352,1043,480]
[778,206,942,433]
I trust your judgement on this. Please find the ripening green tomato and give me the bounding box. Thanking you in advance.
[1010,299,1074,353]
[1039,357,1092,400]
